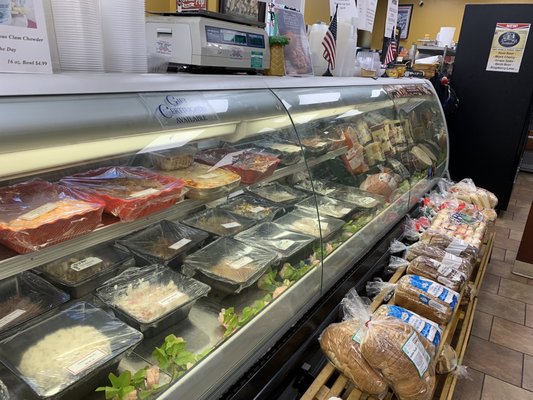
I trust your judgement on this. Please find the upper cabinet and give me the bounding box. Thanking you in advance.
[0,75,448,400]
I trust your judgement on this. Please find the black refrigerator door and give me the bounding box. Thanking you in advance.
[448,4,533,210]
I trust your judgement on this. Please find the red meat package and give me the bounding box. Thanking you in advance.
[60,167,186,221]
[341,127,369,174]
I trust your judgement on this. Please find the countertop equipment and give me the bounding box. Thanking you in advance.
[146,12,270,72]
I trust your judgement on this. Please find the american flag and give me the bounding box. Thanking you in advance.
[322,5,338,71]
[384,37,397,65]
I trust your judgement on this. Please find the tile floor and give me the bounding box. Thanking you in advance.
[453,172,533,400]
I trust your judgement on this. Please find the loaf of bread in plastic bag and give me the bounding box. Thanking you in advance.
[360,315,436,400]
[394,275,460,325]
[419,229,479,264]
[407,256,467,292]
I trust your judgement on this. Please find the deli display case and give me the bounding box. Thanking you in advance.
[0,74,448,400]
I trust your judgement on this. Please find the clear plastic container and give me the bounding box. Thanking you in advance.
[295,179,338,196]
[296,195,358,220]
[0,272,70,340]
[218,195,283,222]
[253,140,303,166]
[275,209,345,241]
[234,222,316,264]
[116,220,209,268]
[95,265,210,337]
[182,208,256,237]
[162,162,241,200]
[150,145,198,170]
[0,180,104,254]
[182,237,278,296]
[0,302,143,399]
[247,182,309,206]
[37,244,134,298]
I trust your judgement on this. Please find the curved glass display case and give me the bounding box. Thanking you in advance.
[0,75,448,400]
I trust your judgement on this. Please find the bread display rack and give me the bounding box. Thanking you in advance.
[301,230,495,400]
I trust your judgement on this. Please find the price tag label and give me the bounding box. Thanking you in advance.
[231,256,253,269]
[129,188,160,198]
[19,202,58,221]
[276,240,295,250]
[198,173,219,179]
[71,257,103,272]
[66,349,107,375]
[402,332,431,377]
[341,208,352,215]
[0,309,26,328]
[250,206,266,213]
[158,291,187,306]
[169,238,192,250]
[222,222,242,229]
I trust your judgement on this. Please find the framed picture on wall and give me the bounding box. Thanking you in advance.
[397,5,413,39]
[219,0,266,23]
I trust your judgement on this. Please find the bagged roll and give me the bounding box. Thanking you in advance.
[436,344,457,374]
[318,289,388,396]
[360,316,436,400]
[419,229,479,264]
[395,275,460,325]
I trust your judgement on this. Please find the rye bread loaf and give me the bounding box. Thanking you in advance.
[360,316,436,400]
[407,256,467,292]
[319,319,388,395]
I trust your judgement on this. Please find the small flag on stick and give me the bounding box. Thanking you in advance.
[384,27,398,65]
[322,4,338,75]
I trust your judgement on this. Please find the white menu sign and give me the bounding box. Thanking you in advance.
[357,0,378,32]
[384,0,398,38]
[0,0,53,73]
[330,0,358,21]
[486,23,530,73]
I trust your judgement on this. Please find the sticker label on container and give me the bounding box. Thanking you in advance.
[0,309,26,329]
[66,349,108,375]
[70,257,103,272]
[341,208,352,215]
[410,276,458,308]
[19,202,59,221]
[222,222,242,229]
[445,238,469,256]
[169,238,192,250]
[250,206,266,213]
[352,327,364,344]
[419,294,449,314]
[385,305,442,345]
[357,197,377,206]
[275,240,295,250]
[129,188,160,198]
[198,173,220,179]
[231,256,253,269]
[158,290,187,307]
[402,332,431,377]
[441,252,463,269]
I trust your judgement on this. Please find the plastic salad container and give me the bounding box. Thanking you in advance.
[298,137,331,157]
[0,302,143,399]
[253,140,303,166]
[182,237,278,296]
[95,265,210,337]
[37,244,134,299]
[150,145,198,171]
[0,272,70,340]
[182,208,255,237]
[0,180,104,254]
[247,182,309,206]
[218,195,283,222]
[234,222,316,264]
[60,166,186,221]
[295,179,338,196]
[117,220,209,268]
[327,183,384,210]
[296,195,358,221]
[275,209,345,241]
[162,162,241,200]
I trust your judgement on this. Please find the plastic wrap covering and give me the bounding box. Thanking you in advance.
[37,244,134,299]
[428,209,488,251]
[0,302,143,399]
[395,275,460,325]
[0,272,69,339]
[195,148,281,184]
[275,209,345,241]
[318,289,388,396]
[0,380,8,400]
[218,195,283,222]
[419,229,479,263]
[150,145,198,171]
[360,316,436,400]
[0,180,104,254]
[436,344,457,374]
[253,141,304,166]
[398,146,433,173]
[374,305,442,352]
[359,171,400,202]
[95,265,209,337]
[247,182,309,206]
[182,237,278,295]
[296,195,358,221]
[390,240,474,278]
[234,222,315,264]
[161,162,241,200]
[298,137,331,157]
[116,220,209,268]
[407,256,467,292]
[60,167,186,221]
[182,208,255,237]
[446,178,498,209]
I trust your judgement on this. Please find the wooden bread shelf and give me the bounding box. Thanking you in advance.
[301,230,495,400]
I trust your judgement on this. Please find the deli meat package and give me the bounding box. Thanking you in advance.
[60,166,186,221]
[318,290,388,396]
[390,240,474,279]
[0,180,104,254]
[394,275,460,325]
[360,315,436,400]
